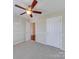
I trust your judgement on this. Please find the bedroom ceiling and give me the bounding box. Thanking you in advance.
[13,0,65,19]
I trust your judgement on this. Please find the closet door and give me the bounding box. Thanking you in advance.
[46,16,62,49]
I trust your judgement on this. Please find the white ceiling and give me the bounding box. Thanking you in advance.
[13,0,65,19]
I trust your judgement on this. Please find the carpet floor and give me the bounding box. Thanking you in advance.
[13,40,65,59]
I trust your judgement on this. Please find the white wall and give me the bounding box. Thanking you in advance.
[13,12,65,50]
[13,15,26,45]
[25,21,31,41]
[35,11,65,50]
[35,18,46,44]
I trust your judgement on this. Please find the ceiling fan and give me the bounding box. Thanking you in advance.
[15,0,42,18]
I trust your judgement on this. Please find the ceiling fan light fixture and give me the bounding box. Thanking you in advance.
[26,10,32,15]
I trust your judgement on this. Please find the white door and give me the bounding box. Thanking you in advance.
[46,16,62,49]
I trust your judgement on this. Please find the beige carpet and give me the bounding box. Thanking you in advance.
[13,41,65,59]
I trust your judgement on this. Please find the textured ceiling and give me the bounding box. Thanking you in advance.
[13,0,65,19]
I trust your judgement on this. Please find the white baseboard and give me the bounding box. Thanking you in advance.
[13,40,25,45]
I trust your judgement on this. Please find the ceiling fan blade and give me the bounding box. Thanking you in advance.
[31,0,38,9]
[33,10,42,14]
[20,12,26,15]
[15,4,26,10]
[30,14,33,17]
